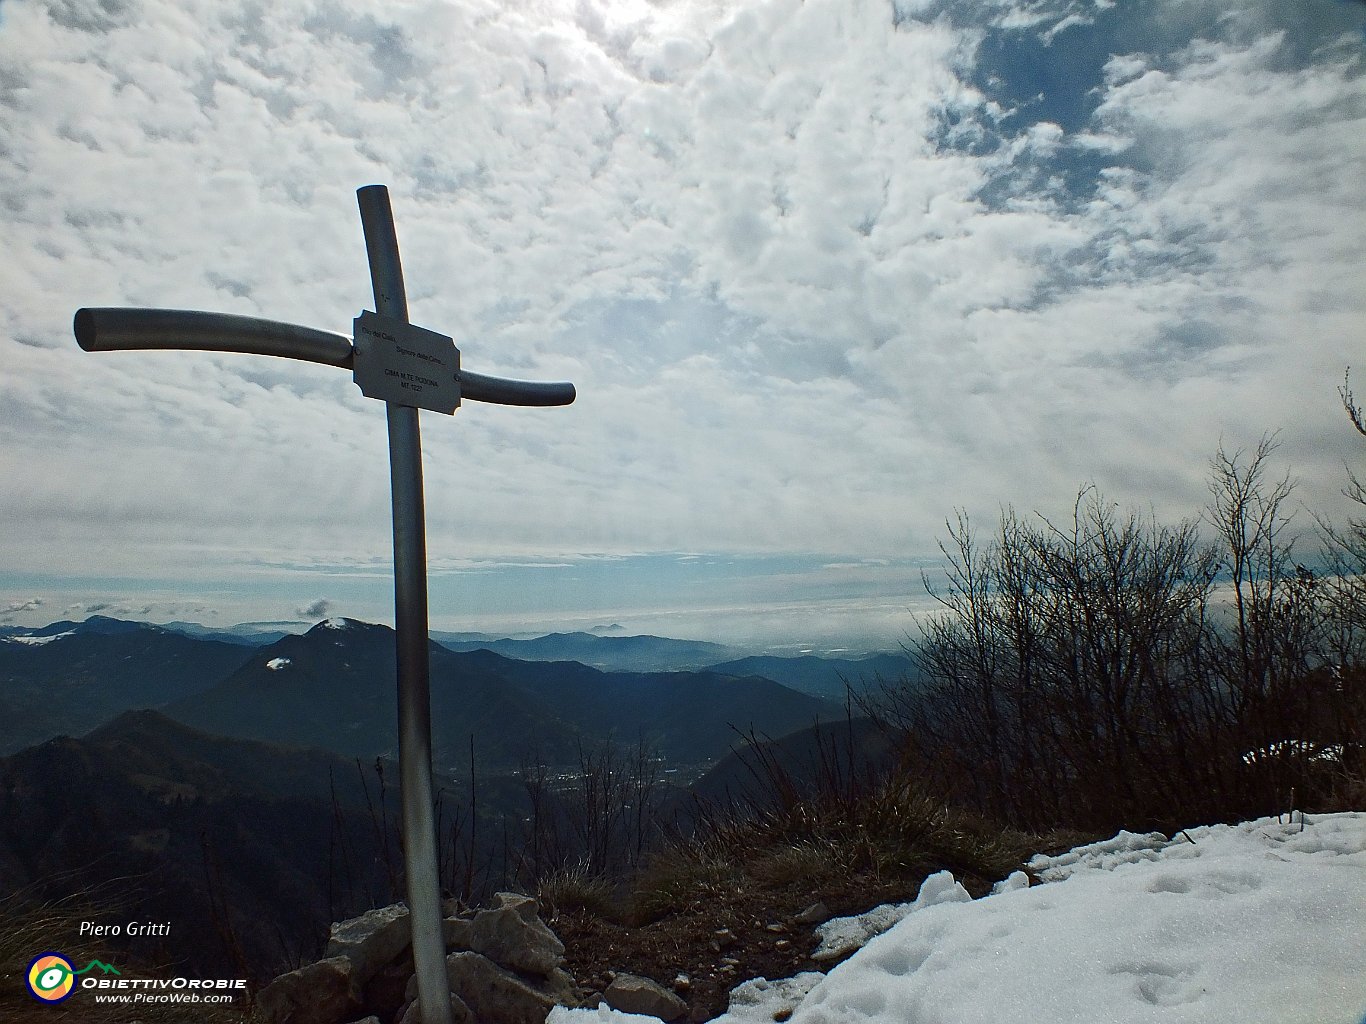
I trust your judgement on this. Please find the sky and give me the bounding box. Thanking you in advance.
[551,811,1366,1024]
[1,0,1365,650]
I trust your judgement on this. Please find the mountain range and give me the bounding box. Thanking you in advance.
[0,615,917,765]
[163,618,842,771]
[87,619,913,690]
[430,630,738,672]
[0,616,253,755]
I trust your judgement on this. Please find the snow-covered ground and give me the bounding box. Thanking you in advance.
[551,812,1366,1024]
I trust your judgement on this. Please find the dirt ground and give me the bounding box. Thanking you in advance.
[551,869,996,1022]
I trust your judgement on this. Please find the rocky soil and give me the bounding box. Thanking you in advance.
[552,867,996,1022]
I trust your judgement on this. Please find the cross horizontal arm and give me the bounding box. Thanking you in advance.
[457,369,575,407]
[75,307,354,367]
[74,307,575,407]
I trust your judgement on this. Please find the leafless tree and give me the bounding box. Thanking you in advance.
[874,443,1348,833]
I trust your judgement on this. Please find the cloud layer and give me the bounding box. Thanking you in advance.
[1,0,1363,643]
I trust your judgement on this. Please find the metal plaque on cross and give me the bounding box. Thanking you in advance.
[353,310,461,414]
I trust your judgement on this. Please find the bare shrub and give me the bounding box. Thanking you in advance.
[872,442,1358,834]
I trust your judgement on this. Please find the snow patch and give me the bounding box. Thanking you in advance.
[266,657,291,671]
[991,870,1030,895]
[1242,739,1345,766]
[1026,829,1169,882]
[566,1006,659,1023]
[2,630,74,646]
[550,812,1366,1024]
[320,617,349,630]
[813,870,971,962]
[722,974,823,1022]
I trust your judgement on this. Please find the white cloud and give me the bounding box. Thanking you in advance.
[0,597,44,622]
[0,0,1362,642]
[1041,12,1092,43]
[296,598,334,619]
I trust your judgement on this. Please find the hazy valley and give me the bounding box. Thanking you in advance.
[0,615,908,982]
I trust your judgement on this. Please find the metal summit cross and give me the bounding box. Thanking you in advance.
[73,185,575,1024]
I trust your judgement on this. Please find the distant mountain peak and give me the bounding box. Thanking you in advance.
[3,616,170,645]
[78,615,164,636]
[89,707,221,745]
[306,617,380,635]
[295,617,394,650]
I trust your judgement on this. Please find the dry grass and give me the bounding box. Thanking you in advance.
[536,864,618,920]
[1,872,129,1007]
[627,771,1051,926]
[749,839,853,887]
[628,849,744,923]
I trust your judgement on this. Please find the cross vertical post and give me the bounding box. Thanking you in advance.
[356,185,453,1024]
[72,184,574,1024]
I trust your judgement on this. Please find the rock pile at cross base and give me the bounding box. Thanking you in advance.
[256,893,687,1024]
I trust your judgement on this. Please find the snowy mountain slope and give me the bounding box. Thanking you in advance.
[553,812,1366,1024]
[0,616,253,755]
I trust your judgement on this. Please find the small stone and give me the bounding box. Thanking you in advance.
[256,956,361,1024]
[672,973,691,992]
[325,903,412,985]
[604,973,688,1022]
[794,902,831,926]
[444,892,565,976]
[775,939,792,951]
[766,923,786,934]
[444,950,576,1024]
